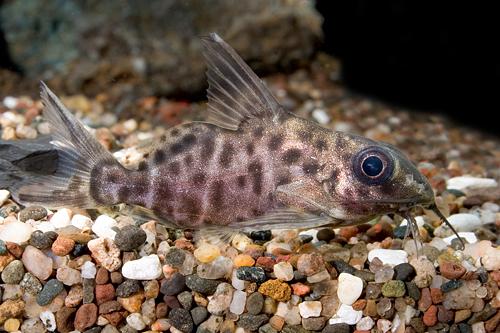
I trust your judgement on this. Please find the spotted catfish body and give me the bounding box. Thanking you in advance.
[12,33,459,244]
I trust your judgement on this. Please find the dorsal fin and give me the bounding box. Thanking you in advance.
[199,33,289,130]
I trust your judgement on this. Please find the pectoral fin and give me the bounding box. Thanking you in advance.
[276,178,333,215]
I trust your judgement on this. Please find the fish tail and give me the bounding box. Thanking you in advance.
[11,81,121,209]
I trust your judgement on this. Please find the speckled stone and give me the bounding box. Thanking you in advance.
[19,206,47,222]
[0,239,6,255]
[381,280,406,298]
[322,322,350,333]
[20,272,43,295]
[237,313,269,331]
[185,274,221,295]
[236,266,267,283]
[441,279,463,292]
[36,279,64,306]
[164,246,186,267]
[168,308,194,333]
[258,279,292,302]
[1,260,24,284]
[116,279,141,298]
[114,225,147,251]
[28,231,53,250]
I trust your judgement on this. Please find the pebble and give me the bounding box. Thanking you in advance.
[28,231,53,250]
[247,291,264,315]
[191,306,208,325]
[381,280,406,297]
[37,279,64,306]
[116,279,141,298]
[234,254,256,267]
[52,237,75,256]
[230,289,246,314]
[87,237,122,272]
[0,189,10,206]
[126,313,146,330]
[40,310,57,331]
[56,266,82,286]
[164,246,186,267]
[194,243,220,263]
[4,318,21,332]
[169,308,194,333]
[114,224,147,251]
[198,255,233,279]
[297,252,325,276]
[446,176,498,190]
[0,221,33,244]
[20,272,43,295]
[237,313,270,331]
[274,261,294,281]
[121,254,162,280]
[480,246,500,270]
[445,213,483,232]
[22,245,53,280]
[91,215,118,240]
[185,274,221,295]
[393,263,416,281]
[258,279,292,302]
[298,301,322,318]
[207,282,233,315]
[332,304,363,325]
[70,214,94,229]
[337,273,363,305]
[160,272,186,296]
[74,303,98,331]
[18,206,47,222]
[49,208,73,228]
[368,249,408,266]
[1,259,24,284]
[236,266,267,283]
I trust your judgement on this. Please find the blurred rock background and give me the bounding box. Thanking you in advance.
[0,1,498,134]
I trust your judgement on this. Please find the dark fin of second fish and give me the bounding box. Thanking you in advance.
[11,81,118,209]
[199,33,289,130]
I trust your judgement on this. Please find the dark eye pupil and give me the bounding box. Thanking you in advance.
[362,156,383,176]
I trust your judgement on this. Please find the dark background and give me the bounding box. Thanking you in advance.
[316,2,499,136]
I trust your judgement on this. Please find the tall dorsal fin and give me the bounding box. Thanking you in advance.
[200,33,289,130]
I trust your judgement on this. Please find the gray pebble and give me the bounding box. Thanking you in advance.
[160,272,185,296]
[19,205,47,222]
[83,278,95,304]
[177,290,193,310]
[0,239,6,255]
[116,279,141,298]
[169,308,194,333]
[120,325,138,333]
[191,306,208,325]
[322,323,350,333]
[185,274,221,295]
[164,246,186,267]
[467,304,497,325]
[197,314,224,333]
[1,259,25,284]
[20,272,43,295]
[393,263,416,281]
[114,225,147,251]
[282,324,310,333]
[317,228,335,242]
[302,317,327,331]
[354,270,375,282]
[406,282,421,301]
[237,313,269,332]
[259,323,278,333]
[36,279,64,306]
[328,260,356,274]
[29,231,53,250]
[246,292,264,315]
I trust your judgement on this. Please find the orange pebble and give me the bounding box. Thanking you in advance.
[233,254,255,267]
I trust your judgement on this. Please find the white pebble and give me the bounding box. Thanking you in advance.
[92,215,118,240]
[80,261,97,279]
[356,316,375,331]
[377,318,392,333]
[480,247,500,271]
[446,213,482,232]
[275,302,289,317]
[56,266,82,286]
[231,268,249,291]
[0,189,10,206]
[121,254,162,280]
[337,273,363,305]
[400,216,425,227]
[231,234,253,252]
[368,249,408,266]
[312,109,330,124]
[284,306,301,326]
[273,262,294,281]
[126,313,146,330]
[331,304,362,325]
[71,214,94,229]
[0,221,33,244]
[482,202,500,212]
[3,96,18,109]
[446,176,498,190]
[35,221,56,233]
[40,310,57,331]
[471,322,486,333]
[229,289,246,315]
[50,208,73,228]
[443,232,477,245]
[298,301,322,318]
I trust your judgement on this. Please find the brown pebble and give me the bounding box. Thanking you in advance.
[463,270,480,281]
[366,220,393,241]
[485,311,500,332]
[110,271,123,284]
[455,309,472,323]
[352,299,367,311]
[5,242,23,259]
[363,299,378,317]
[99,300,122,314]
[102,310,128,326]
[255,257,276,272]
[52,237,75,256]
[440,260,466,280]
[74,303,97,331]
[118,292,145,313]
[55,306,76,333]
[269,315,285,331]
[338,226,358,240]
[258,279,292,302]
[242,247,264,261]
[163,295,182,309]
[95,267,109,285]
[490,270,500,287]
[156,302,169,318]
[423,304,438,326]
[95,284,115,306]
[437,305,455,323]
[418,288,432,312]
[174,237,195,252]
[430,288,445,304]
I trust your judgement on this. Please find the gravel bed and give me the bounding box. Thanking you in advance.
[1,57,500,333]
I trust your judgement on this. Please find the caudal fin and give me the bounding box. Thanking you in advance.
[11,81,119,209]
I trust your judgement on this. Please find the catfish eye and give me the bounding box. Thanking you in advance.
[352,147,394,185]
